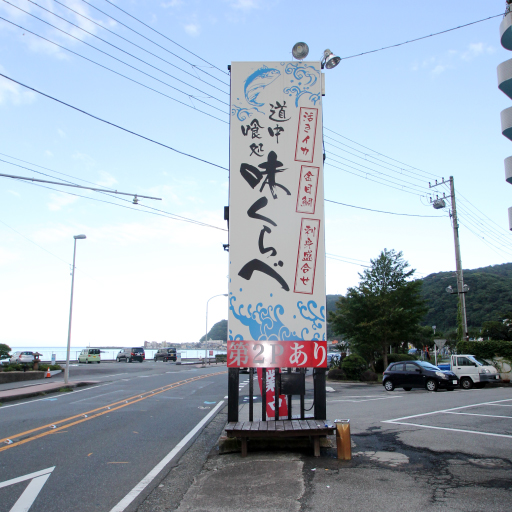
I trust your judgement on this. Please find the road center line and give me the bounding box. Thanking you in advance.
[109,401,224,512]
[0,371,227,452]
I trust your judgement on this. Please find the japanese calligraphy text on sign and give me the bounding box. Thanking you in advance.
[228,61,326,368]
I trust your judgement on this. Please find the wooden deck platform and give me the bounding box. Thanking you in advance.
[225,420,335,457]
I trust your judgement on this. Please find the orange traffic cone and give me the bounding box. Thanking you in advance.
[45,367,51,378]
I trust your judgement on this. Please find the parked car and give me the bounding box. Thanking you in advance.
[9,351,35,364]
[78,348,101,364]
[382,360,459,392]
[117,347,145,363]
[437,354,501,389]
[154,348,177,362]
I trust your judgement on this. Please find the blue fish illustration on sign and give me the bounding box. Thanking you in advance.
[244,66,280,107]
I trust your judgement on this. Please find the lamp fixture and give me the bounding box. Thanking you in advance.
[292,42,309,60]
[321,49,341,69]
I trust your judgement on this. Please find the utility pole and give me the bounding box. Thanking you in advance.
[429,176,469,341]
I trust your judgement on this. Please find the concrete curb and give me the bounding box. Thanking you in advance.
[0,381,99,403]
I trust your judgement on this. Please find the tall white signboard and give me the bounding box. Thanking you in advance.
[227,61,326,370]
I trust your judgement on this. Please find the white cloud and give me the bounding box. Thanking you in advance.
[229,0,260,9]
[184,23,200,36]
[412,42,494,77]
[0,247,18,266]
[0,74,36,106]
[96,170,117,188]
[161,0,182,7]
[47,192,79,211]
[8,190,20,197]
[45,150,53,157]
[58,129,66,138]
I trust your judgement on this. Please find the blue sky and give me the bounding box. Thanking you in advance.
[0,0,510,348]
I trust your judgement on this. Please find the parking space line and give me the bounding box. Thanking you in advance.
[443,411,512,419]
[329,396,403,403]
[385,420,512,439]
[384,398,512,422]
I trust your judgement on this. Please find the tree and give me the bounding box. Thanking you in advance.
[0,343,11,360]
[481,312,512,341]
[328,249,427,370]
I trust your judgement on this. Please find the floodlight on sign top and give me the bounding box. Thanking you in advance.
[322,49,341,69]
[292,42,309,60]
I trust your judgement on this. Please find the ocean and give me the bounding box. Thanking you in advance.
[8,346,227,362]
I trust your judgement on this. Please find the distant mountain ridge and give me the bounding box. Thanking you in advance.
[327,262,512,333]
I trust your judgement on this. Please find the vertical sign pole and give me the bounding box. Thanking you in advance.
[313,368,326,420]
[262,368,267,421]
[275,368,280,421]
[300,368,305,420]
[287,368,292,420]
[228,368,239,423]
[249,368,254,422]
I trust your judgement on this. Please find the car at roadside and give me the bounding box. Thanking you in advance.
[117,347,145,363]
[154,348,177,362]
[9,351,35,364]
[382,360,459,392]
[78,348,101,364]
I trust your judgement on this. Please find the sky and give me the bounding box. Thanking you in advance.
[0,0,511,348]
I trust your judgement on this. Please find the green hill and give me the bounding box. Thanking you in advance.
[420,262,512,332]
[204,264,512,341]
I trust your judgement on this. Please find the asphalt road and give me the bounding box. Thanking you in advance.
[0,361,231,512]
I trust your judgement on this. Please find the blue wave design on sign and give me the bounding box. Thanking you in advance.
[229,295,325,341]
[283,63,321,107]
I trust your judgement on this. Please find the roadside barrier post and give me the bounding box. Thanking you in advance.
[335,419,351,460]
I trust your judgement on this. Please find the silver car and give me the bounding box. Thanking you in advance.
[10,351,35,364]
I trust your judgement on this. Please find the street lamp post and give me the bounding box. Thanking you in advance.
[64,234,86,384]
[205,294,228,365]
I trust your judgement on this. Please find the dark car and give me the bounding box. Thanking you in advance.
[116,347,145,363]
[154,348,177,362]
[382,360,459,392]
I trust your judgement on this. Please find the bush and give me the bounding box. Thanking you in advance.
[327,368,346,380]
[360,370,378,382]
[3,364,22,372]
[375,353,417,373]
[341,354,367,380]
[38,364,62,372]
[215,354,227,363]
[457,340,512,360]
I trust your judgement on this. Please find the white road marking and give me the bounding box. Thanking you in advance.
[0,466,54,512]
[443,411,512,419]
[384,421,512,439]
[0,383,113,410]
[384,398,512,423]
[109,401,224,512]
[487,403,512,407]
[329,396,403,403]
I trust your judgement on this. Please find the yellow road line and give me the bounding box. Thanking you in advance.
[0,371,226,453]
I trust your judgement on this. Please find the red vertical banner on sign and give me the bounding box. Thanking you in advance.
[256,368,288,419]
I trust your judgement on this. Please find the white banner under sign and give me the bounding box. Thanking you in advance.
[228,61,326,355]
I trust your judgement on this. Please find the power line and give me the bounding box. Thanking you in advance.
[102,0,230,78]
[323,135,434,183]
[0,72,229,171]
[1,3,229,115]
[25,0,228,105]
[0,17,228,124]
[324,148,431,194]
[52,0,229,96]
[325,199,444,218]
[324,127,439,180]
[338,13,504,61]
[0,155,227,231]
[19,179,228,231]
[0,217,70,265]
